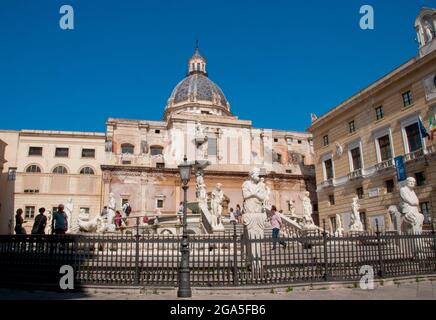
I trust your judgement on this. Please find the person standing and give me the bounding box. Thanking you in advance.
[235,204,242,224]
[52,204,68,235]
[122,201,131,225]
[14,209,26,235]
[31,208,47,235]
[115,211,122,228]
[228,207,236,224]
[271,206,286,250]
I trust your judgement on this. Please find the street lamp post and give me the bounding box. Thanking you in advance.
[177,156,192,298]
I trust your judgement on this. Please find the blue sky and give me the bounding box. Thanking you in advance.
[0,0,432,133]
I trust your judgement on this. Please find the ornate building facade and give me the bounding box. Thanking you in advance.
[0,47,316,234]
[308,8,436,234]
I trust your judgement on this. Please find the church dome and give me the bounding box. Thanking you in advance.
[164,46,231,120]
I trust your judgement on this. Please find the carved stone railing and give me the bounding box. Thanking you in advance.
[279,214,303,237]
[375,159,395,171]
[109,153,148,166]
[198,200,215,234]
[348,168,363,180]
[404,149,425,162]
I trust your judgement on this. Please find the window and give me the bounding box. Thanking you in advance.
[415,172,426,186]
[156,199,164,209]
[349,120,356,133]
[25,206,35,219]
[385,179,394,193]
[80,167,95,175]
[24,189,39,193]
[201,111,211,115]
[324,158,334,180]
[378,135,392,161]
[274,138,279,143]
[350,147,362,170]
[121,144,134,154]
[286,169,293,174]
[360,212,367,231]
[55,148,69,157]
[298,140,302,144]
[402,91,413,107]
[207,138,217,156]
[375,106,384,120]
[356,187,364,199]
[26,165,42,173]
[323,135,329,146]
[155,130,161,134]
[156,163,165,169]
[150,146,163,156]
[420,202,431,224]
[52,166,68,174]
[28,147,42,156]
[276,153,282,164]
[405,123,422,153]
[328,194,335,206]
[81,148,95,158]
[330,216,337,232]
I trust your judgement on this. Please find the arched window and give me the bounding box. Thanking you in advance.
[52,166,68,174]
[26,165,42,173]
[150,146,164,156]
[121,143,134,154]
[80,167,95,175]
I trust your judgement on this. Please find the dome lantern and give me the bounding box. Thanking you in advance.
[188,43,207,76]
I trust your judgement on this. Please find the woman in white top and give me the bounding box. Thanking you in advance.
[229,208,236,224]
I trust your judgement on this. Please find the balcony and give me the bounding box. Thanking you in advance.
[375,159,395,171]
[320,178,334,188]
[404,149,425,162]
[348,168,363,180]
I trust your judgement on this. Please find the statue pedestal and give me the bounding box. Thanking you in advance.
[242,213,266,273]
[348,230,365,236]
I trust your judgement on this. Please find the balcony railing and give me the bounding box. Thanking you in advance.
[321,178,334,188]
[404,149,425,162]
[348,168,363,180]
[375,159,395,171]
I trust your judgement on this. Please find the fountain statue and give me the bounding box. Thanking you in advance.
[242,168,268,237]
[211,183,225,230]
[242,168,269,269]
[65,198,74,233]
[349,196,364,232]
[399,177,424,234]
[301,191,317,230]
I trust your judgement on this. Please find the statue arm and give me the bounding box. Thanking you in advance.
[400,189,419,206]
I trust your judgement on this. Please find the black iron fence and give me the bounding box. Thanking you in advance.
[0,227,435,289]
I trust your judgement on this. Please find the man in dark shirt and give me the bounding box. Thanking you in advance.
[52,204,68,235]
[31,207,47,235]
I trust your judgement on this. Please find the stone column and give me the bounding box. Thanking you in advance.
[102,171,111,212]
